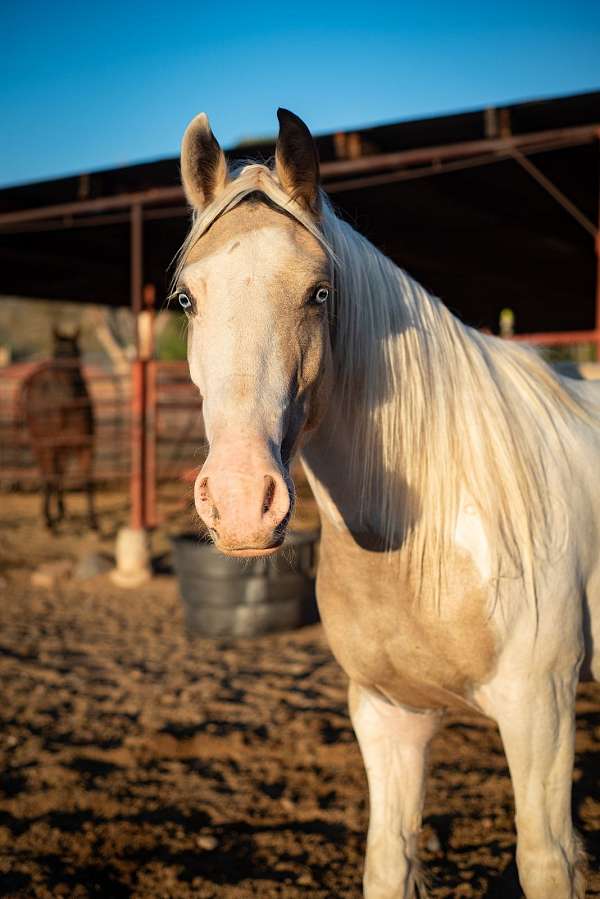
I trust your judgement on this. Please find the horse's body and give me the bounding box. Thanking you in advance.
[22,330,97,530]
[175,108,600,897]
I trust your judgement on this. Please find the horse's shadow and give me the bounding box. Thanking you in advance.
[573,704,600,874]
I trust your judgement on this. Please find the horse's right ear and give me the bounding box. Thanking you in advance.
[180,113,229,210]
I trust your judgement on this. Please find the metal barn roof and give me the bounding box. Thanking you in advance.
[0,89,598,335]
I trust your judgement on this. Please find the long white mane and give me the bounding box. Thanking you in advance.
[177,162,599,608]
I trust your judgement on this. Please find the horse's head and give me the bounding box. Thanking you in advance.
[52,326,81,359]
[177,109,333,556]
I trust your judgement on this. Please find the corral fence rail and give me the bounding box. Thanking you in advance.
[1,336,598,521]
[0,361,204,514]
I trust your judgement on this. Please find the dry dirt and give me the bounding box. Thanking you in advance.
[0,491,598,898]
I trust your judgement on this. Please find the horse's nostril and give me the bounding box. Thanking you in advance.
[195,475,220,526]
[262,476,276,515]
[198,477,210,503]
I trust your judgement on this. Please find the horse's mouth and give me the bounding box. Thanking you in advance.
[210,530,286,557]
[207,523,287,558]
[216,543,283,558]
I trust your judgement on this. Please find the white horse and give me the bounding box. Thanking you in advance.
[174,107,600,898]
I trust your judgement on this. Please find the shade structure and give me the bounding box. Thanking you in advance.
[0,89,598,336]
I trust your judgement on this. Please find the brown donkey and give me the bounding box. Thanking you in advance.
[22,328,98,530]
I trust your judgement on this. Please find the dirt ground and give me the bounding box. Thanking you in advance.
[0,491,598,898]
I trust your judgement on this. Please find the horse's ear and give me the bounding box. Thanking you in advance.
[275,108,321,217]
[181,113,229,210]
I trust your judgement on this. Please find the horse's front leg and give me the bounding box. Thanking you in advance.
[349,681,441,899]
[484,669,586,898]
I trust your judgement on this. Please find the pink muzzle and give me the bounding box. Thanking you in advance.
[194,437,292,556]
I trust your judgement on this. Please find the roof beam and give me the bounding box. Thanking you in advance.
[0,123,597,230]
[0,186,184,228]
[320,123,598,178]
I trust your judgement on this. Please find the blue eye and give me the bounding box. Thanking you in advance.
[178,292,192,311]
[314,287,329,304]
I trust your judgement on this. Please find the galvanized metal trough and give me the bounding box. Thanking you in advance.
[171,530,320,638]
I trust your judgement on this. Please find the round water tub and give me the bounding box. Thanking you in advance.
[170,530,320,638]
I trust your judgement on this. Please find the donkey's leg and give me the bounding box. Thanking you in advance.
[56,485,65,524]
[489,671,586,899]
[86,480,99,530]
[51,452,65,524]
[38,449,57,529]
[43,482,55,530]
[79,446,98,530]
[349,681,441,899]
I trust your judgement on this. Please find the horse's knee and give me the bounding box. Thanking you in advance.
[363,858,414,899]
[517,837,586,899]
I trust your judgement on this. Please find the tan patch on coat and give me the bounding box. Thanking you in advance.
[316,519,497,713]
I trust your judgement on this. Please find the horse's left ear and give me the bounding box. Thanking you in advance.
[275,108,321,217]
[181,113,229,210]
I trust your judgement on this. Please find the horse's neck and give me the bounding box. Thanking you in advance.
[303,258,413,536]
[301,401,394,542]
[305,237,599,579]
[51,358,87,399]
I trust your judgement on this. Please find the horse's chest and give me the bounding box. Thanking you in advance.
[315,529,497,711]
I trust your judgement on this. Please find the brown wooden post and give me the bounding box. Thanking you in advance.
[130,203,145,531]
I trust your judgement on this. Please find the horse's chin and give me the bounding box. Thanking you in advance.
[216,544,283,558]
[208,528,287,558]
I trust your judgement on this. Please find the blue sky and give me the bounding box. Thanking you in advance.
[1,0,599,188]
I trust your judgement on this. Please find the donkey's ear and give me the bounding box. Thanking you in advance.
[275,108,321,217]
[181,113,229,210]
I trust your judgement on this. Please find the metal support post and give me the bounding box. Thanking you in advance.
[130,203,145,531]
[110,203,151,587]
[142,284,157,529]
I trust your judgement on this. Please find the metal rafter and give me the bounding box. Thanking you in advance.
[508,147,597,238]
[0,123,598,232]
